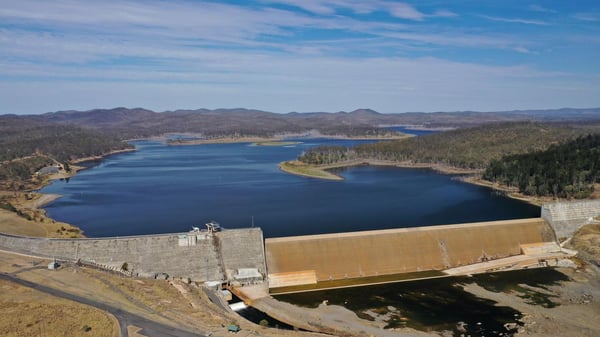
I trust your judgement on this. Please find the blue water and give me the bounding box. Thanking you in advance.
[41,139,539,238]
[391,126,439,136]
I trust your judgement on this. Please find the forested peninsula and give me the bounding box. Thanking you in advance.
[287,122,600,200]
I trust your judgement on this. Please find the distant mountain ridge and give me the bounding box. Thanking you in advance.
[8,106,600,140]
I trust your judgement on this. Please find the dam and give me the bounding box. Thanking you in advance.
[265,218,557,291]
[0,200,597,294]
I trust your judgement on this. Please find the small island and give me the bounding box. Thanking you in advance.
[252,141,302,146]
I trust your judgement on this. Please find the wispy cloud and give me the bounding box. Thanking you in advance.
[0,0,513,63]
[386,2,427,20]
[261,0,455,20]
[572,13,600,22]
[528,5,557,14]
[481,15,549,26]
[513,46,532,54]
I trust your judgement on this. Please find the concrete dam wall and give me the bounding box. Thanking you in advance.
[0,228,266,283]
[542,199,600,239]
[265,218,556,288]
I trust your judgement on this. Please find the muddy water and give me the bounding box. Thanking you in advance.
[275,269,569,337]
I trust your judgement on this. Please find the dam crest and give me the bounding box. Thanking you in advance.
[0,200,598,294]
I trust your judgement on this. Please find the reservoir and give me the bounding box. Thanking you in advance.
[40,134,544,337]
[41,137,539,238]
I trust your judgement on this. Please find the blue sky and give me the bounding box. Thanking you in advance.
[1,0,599,114]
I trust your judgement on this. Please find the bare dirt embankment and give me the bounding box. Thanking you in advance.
[0,151,125,238]
[0,164,86,238]
[0,192,83,238]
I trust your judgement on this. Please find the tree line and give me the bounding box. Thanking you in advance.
[299,123,594,169]
[298,122,600,198]
[483,134,600,198]
[0,120,133,162]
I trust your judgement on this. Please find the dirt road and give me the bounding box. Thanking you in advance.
[0,272,207,337]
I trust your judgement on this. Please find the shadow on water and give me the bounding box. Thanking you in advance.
[275,269,569,337]
[471,268,569,308]
[236,306,296,330]
[229,294,296,330]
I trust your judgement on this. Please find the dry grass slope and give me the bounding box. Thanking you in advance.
[0,279,118,337]
[569,223,600,265]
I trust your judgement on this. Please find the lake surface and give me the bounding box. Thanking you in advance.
[42,136,539,238]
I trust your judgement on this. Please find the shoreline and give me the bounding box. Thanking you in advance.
[278,161,346,181]
[167,136,281,146]
[278,159,550,206]
[252,141,303,146]
[0,147,137,238]
[70,147,136,163]
[165,133,410,146]
[459,176,555,206]
[378,124,457,132]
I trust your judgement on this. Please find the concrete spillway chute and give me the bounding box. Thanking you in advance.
[229,301,248,311]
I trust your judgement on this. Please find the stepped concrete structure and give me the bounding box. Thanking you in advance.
[264,218,560,289]
[0,228,266,283]
[542,199,600,239]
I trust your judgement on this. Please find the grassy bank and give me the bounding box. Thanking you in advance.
[253,141,302,146]
[278,159,480,180]
[0,191,84,238]
[278,161,345,181]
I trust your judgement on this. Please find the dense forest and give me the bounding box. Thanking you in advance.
[299,123,597,169]
[0,116,133,162]
[484,134,600,198]
[0,116,133,190]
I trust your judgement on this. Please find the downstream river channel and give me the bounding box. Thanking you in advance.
[41,136,539,238]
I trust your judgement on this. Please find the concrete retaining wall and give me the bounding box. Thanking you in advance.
[542,200,600,239]
[0,228,265,282]
[265,218,554,284]
[216,228,266,280]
